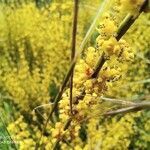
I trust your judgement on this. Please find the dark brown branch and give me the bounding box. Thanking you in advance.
[70,0,79,115]
[37,0,79,147]
[64,118,72,131]
[91,52,105,78]
[116,0,148,40]
[91,0,148,79]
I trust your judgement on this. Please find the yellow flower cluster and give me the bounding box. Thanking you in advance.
[0,0,149,149]
[0,2,73,111]
[108,12,150,98]
[8,115,35,149]
[55,0,147,149]
[86,113,136,149]
[103,8,150,150]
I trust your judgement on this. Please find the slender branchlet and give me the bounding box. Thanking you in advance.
[70,0,79,115]
[104,101,150,116]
